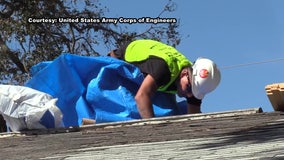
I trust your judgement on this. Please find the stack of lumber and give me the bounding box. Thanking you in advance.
[265,83,284,111]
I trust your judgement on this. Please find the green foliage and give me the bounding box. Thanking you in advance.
[0,0,181,84]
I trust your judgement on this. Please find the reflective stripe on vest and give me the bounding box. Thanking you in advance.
[125,39,192,93]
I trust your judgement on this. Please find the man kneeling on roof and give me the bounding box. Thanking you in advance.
[108,39,221,118]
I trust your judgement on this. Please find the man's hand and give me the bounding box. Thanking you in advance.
[135,74,157,118]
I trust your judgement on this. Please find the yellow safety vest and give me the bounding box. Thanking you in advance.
[125,39,192,93]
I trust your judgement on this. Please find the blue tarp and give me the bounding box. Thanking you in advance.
[25,54,185,127]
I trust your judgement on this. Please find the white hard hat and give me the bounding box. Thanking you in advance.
[191,57,221,100]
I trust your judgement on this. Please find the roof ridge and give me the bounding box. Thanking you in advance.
[81,107,263,129]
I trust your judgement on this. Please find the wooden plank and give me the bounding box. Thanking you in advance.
[265,83,284,111]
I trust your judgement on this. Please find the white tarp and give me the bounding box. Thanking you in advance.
[0,85,63,131]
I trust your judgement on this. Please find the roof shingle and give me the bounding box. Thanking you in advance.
[1,108,284,160]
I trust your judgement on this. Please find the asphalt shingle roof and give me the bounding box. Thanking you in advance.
[1,107,284,160]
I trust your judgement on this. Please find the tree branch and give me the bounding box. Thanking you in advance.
[0,36,26,73]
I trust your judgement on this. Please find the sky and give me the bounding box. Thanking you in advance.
[99,0,284,113]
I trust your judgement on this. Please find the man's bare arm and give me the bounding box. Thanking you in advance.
[135,74,157,118]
